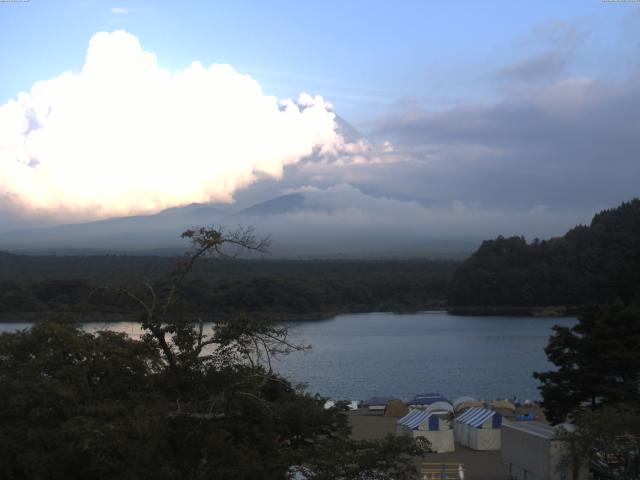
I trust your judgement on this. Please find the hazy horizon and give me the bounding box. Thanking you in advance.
[1,2,639,251]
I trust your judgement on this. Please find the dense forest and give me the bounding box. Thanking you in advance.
[3,199,639,320]
[0,254,458,320]
[0,224,423,479]
[449,199,640,310]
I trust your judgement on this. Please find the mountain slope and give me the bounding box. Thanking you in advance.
[0,204,226,253]
[233,194,305,217]
[0,190,481,258]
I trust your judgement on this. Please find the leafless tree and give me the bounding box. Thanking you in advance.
[118,225,310,418]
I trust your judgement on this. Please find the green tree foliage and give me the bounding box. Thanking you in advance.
[297,436,423,480]
[0,322,165,479]
[534,302,640,424]
[0,227,422,479]
[557,405,640,480]
[0,253,457,319]
[449,199,640,308]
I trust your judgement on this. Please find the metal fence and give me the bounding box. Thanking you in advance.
[421,462,465,480]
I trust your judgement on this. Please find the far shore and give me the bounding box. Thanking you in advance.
[0,308,441,324]
[447,305,582,317]
[0,304,582,324]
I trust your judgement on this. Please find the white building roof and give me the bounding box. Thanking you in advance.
[502,421,557,439]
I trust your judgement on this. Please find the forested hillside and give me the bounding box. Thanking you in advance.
[449,199,640,308]
[4,199,639,319]
[0,254,458,319]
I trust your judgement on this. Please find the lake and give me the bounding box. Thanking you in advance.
[0,311,575,402]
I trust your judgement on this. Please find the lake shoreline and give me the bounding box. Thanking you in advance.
[447,305,583,317]
[0,304,583,323]
[0,306,447,324]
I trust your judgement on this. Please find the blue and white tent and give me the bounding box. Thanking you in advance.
[454,407,502,450]
[397,409,434,430]
[396,409,454,453]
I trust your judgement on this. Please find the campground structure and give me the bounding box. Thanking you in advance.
[362,396,395,411]
[454,407,502,451]
[396,409,455,453]
[452,396,484,414]
[383,399,408,417]
[423,401,455,416]
[491,399,517,418]
[365,392,589,479]
[407,393,450,408]
[501,421,587,480]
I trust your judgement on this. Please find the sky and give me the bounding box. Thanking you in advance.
[0,1,639,241]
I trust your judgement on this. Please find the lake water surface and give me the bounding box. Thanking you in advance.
[0,311,575,402]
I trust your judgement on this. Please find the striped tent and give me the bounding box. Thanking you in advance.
[396,409,454,453]
[398,409,434,430]
[454,407,502,451]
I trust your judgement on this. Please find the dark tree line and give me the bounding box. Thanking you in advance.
[0,256,457,319]
[0,227,423,479]
[449,199,640,308]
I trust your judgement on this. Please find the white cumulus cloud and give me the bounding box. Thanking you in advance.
[0,31,338,220]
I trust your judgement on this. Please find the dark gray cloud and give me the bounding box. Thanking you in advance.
[497,19,584,83]
[223,184,587,256]
[526,19,585,48]
[370,77,640,215]
[497,51,567,82]
[217,74,640,242]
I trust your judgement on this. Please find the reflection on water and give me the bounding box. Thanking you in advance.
[83,321,147,339]
[0,311,575,402]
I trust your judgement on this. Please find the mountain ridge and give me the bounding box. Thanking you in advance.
[0,192,480,258]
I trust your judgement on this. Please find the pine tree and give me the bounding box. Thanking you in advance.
[534,301,640,424]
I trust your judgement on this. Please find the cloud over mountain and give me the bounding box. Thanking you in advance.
[0,31,339,221]
[371,76,640,214]
[1,16,638,248]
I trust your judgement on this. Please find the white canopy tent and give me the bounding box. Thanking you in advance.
[396,409,455,453]
[454,407,502,451]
